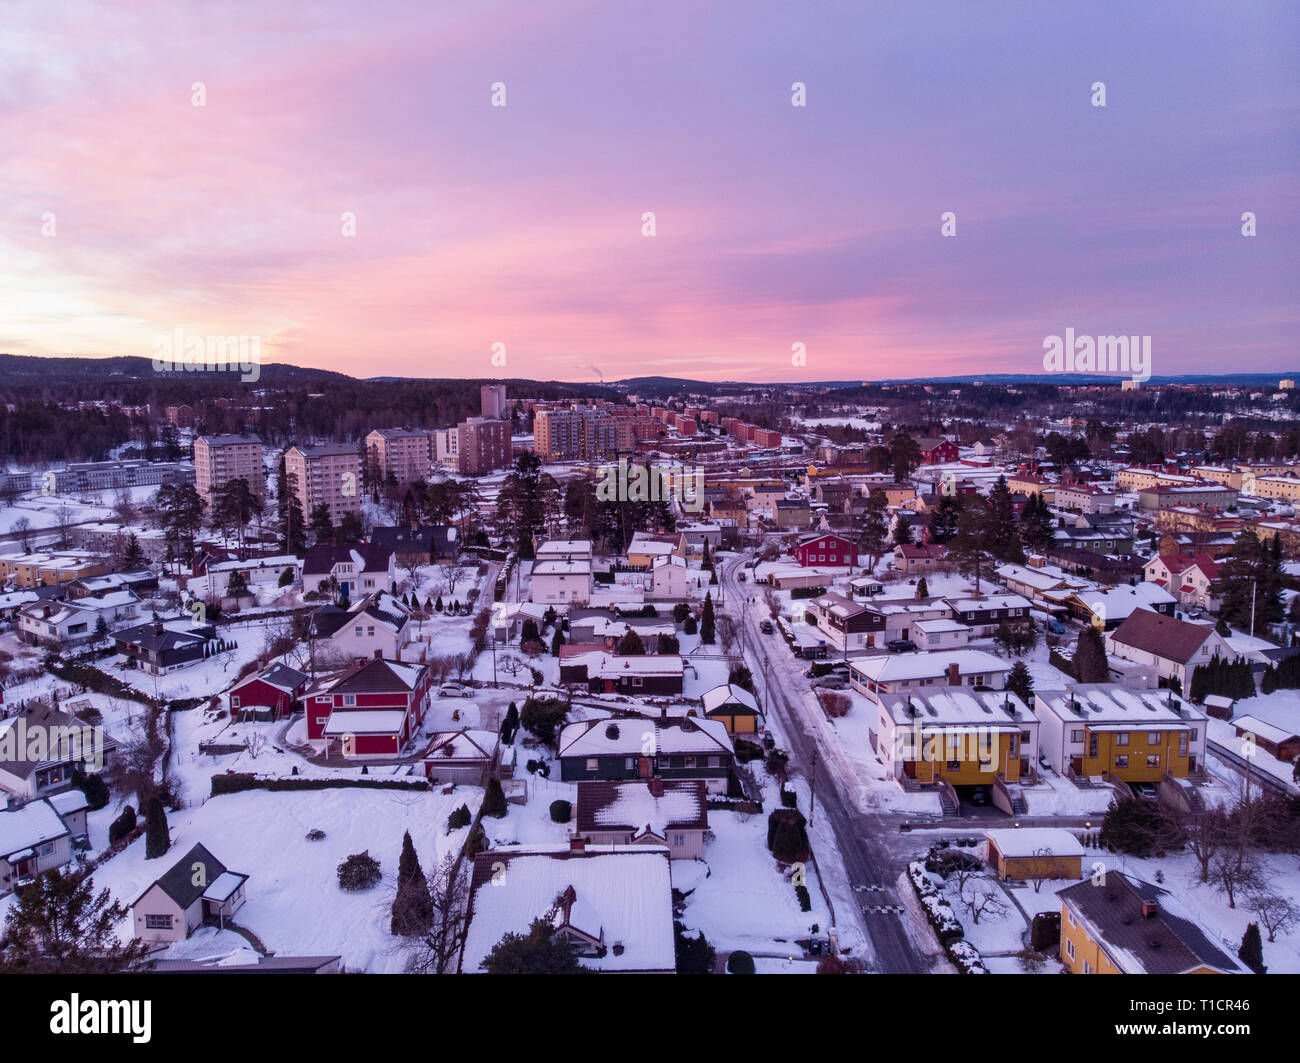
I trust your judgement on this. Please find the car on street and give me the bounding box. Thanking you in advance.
[737,572,746,582]
[1046,619,1066,634]
[887,639,917,653]
[437,683,474,698]
[759,619,774,634]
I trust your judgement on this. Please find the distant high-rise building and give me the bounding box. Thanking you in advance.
[285,442,362,527]
[456,417,511,475]
[432,428,460,471]
[481,384,508,419]
[194,433,264,508]
[365,428,431,486]
[1280,379,1296,390]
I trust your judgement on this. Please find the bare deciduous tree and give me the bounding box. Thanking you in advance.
[960,878,1010,925]
[1209,850,1265,909]
[403,852,472,974]
[1248,892,1299,942]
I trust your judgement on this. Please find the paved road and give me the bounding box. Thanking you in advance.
[722,555,926,973]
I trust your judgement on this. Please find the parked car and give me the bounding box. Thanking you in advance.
[887,639,917,654]
[760,619,774,634]
[1046,619,1066,635]
[969,787,990,807]
[1131,782,1157,800]
[737,572,747,582]
[438,683,474,698]
[813,676,849,690]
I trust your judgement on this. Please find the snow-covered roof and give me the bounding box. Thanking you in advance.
[579,781,707,835]
[0,799,69,860]
[1232,715,1298,745]
[202,870,248,903]
[47,789,90,818]
[533,560,592,576]
[879,689,1030,729]
[558,717,732,758]
[912,619,969,634]
[322,710,410,735]
[1035,684,1204,727]
[700,683,759,714]
[945,593,1033,612]
[462,846,674,973]
[850,649,1010,685]
[985,828,1084,859]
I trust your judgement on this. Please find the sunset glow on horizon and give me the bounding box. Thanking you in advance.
[3,0,1297,383]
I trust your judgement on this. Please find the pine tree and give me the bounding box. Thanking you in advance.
[1007,660,1034,706]
[501,702,519,743]
[122,533,146,569]
[986,476,1024,562]
[143,797,170,860]
[1074,627,1109,683]
[309,502,334,545]
[1239,922,1265,974]
[1019,492,1056,555]
[482,777,508,818]
[857,489,890,569]
[947,497,994,593]
[916,577,928,599]
[0,868,152,973]
[551,628,565,656]
[892,516,913,548]
[617,630,646,655]
[928,492,962,545]
[391,831,433,936]
[700,593,716,645]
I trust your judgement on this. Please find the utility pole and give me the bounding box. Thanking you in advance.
[809,746,818,829]
[1250,579,1257,639]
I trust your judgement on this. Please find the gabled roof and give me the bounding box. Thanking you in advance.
[135,844,234,911]
[0,798,70,861]
[1058,872,1245,974]
[575,780,708,834]
[321,657,426,696]
[1109,610,1216,665]
[700,683,760,715]
[302,543,393,577]
[234,662,308,695]
[423,729,499,762]
[369,525,456,554]
[558,717,732,759]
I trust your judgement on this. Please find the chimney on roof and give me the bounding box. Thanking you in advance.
[569,836,586,852]
[947,662,960,687]
[153,616,163,636]
[648,777,665,798]
[1141,898,1158,918]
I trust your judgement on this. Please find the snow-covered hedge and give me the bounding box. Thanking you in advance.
[946,939,988,974]
[907,860,939,898]
[908,861,964,943]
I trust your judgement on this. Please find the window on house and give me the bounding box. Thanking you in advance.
[946,760,961,771]
[1083,959,1092,974]
[1070,728,1084,742]
[1147,755,1160,767]
[344,695,356,706]
[39,842,54,856]
[316,717,328,726]
[1116,733,1129,746]
[1115,755,1128,768]
[144,914,171,930]
[231,695,241,708]
[585,758,598,771]
[1149,732,1161,744]
[1066,939,1076,960]
[684,756,696,768]
[1179,732,1188,756]
[1088,733,1099,757]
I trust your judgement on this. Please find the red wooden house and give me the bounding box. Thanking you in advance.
[794,533,858,568]
[916,437,959,465]
[299,656,431,758]
[228,663,308,719]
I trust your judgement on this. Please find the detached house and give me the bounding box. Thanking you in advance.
[915,437,960,465]
[228,663,308,719]
[558,649,684,696]
[1143,554,1221,612]
[0,704,118,801]
[893,544,947,574]
[699,682,762,735]
[300,657,431,758]
[574,779,708,860]
[850,650,1010,701]
[1059,873,1246,974]
[794,533,858,569]
[558,717,734,793]
[460,844,675,973]
[422,729,501,785]
[1105,610,1235,690]
[805,592,886,652]
[308,592,411,663]
[1063,582,1176,631]
[942,594,1033,638]
[302,543,395,598]
[0,798,76,895]
[114,618,217,675]
[530,560,593,605]
[132,843,248,943]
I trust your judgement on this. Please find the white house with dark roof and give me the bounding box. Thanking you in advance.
[530,559,593,605]
[131,843,248,943]
[849,649,1010,701]
[0,798,75,894]
[1105,610,1235,688]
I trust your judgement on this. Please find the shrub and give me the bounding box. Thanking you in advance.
[683,616,698,635]
[108,805,137,845]
[520,697,568,745]
[1098,798,1182,858]
[672,603,691,623]
[780,788,798,809]
[1030,911,1060,951]
[674,922,715,974]
[727,950,756,974]
[447,803,472,831]
[795,883,812,911]
[72,769,110,811]
[143,797,170,860]
[463,822,488,858]
[482,778,508,818]
[337,851,382,892]
[549,799,572,823]
[305,828,326,841]
[819,692,850,718]
[767,809,810,863]
[733,738,764,763]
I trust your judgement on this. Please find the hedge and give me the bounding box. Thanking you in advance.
[211,773,429,796]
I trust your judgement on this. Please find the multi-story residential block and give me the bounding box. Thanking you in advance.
[456,417,511,474]
[52,460,194,494]
[193,434,264,507]
[284,443,362,527]
[432,427,459,470]
[1034,684,1207,779]
[480,383,507,419]
[1138,483,1239,512]
[365,428,430,486]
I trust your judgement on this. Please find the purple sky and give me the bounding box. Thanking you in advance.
[3,0,1297,382]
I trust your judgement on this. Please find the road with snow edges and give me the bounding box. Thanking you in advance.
[722,554,928,974]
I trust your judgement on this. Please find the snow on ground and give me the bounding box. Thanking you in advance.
[676,809,831,954]
[939,873,1027,955]
[70,787,479,973]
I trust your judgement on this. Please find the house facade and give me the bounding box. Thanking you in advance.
[132,844,248,944]
[557,717,734,793]
[300,658,432,758]
[574,779,708,860]
[794,533,859,568]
